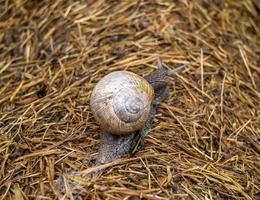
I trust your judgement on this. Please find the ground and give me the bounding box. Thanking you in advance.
[0,0,259,199]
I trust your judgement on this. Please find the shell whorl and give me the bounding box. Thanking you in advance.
[90,71,154,135]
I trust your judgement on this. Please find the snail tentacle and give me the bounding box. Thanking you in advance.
[167,61,194,76]
[156,54,163,69]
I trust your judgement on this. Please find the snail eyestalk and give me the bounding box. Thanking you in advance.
[156,54,163,69]
[167,61,194,76]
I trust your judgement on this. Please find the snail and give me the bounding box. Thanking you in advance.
[55,56,193,194]
[91,55,193,164]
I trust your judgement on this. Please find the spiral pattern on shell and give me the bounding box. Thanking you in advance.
[90,71,154,135]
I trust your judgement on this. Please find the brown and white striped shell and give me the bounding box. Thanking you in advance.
[90,71,154,135]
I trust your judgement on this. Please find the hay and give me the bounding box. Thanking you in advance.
[0,0,259,199]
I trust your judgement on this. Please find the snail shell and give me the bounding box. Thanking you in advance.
[90,71,154,135]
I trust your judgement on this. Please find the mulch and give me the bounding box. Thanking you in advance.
[0,0,259,199]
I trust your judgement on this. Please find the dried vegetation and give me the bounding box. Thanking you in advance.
[0,0,259,199]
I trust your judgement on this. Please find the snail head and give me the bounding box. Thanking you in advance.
[145,55,194,91]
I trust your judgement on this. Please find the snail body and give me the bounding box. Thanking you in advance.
[90,71,154,135]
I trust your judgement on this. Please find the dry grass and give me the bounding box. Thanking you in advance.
[0,0,259,199]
